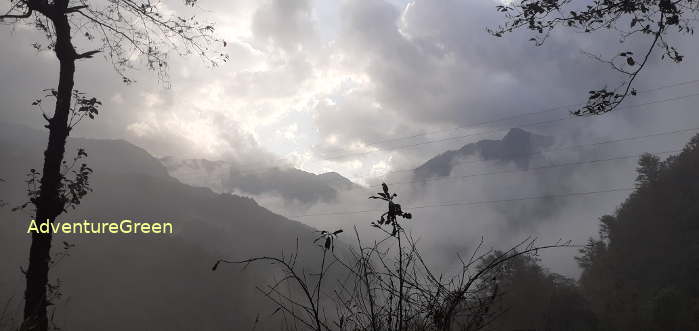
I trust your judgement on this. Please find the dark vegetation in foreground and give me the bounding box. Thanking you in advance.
[0,0,225,329]
[216,133,699,331]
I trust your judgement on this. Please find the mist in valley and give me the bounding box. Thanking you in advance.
[2,0,699,330]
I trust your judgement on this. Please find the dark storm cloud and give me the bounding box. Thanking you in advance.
[310,0,699,165]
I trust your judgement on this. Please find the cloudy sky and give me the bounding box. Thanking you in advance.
[2,0,699,276]
[2,0,699,181]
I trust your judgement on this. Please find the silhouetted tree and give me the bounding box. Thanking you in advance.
[490,0,696,115]
[576,133,699,330]
[0,1,226,329]
[478,251,598,331]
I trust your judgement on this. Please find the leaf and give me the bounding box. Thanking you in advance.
[382,183,389,195]
[333,229,344,235]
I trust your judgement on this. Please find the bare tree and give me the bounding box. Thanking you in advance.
[0,1,226,329]
[490,0,697,115]
[214,184,571,331]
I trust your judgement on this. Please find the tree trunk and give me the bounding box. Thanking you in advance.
[22,8,75,331]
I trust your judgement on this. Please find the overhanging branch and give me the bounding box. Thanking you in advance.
[76,49,100,59]
[0,8,32,20]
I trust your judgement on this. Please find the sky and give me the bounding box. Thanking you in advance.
[2,0,699,276]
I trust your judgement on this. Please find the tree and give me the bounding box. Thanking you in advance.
[490,0,696,115]
[576,133,699,330]
[478,251,598,331]
[0,1,226,329]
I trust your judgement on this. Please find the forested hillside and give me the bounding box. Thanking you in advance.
[576,133,699,330]
[0,123,320,330]
[464,133,699,331]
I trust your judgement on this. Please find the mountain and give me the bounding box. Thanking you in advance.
[414,128,554,179]
[0,122,321,330]
[161,157,358,205]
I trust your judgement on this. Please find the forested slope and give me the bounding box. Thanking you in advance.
[577,133,699,330]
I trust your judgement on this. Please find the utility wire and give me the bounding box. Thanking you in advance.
[290,187,634,218]
[320,90,699,161]
[289,143,693,218]
[234,86,699,177]
[366,126,699,180]
[261,95,699,186]
[229,126,697,198]
[362,78,699,148]
[294,149,682,217]
[371,149,682,188]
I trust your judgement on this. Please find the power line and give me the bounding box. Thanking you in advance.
[290,187,634,218]
[301,100,699,187]
[412,187,633,210]
[365,126,699,180]
[369,149,681,188]
[344,78,699,148]
[228,120,699,203]
[235,87,699,178]
[289,146,683,217]
[229,127,695,198]
[227,79,699,176]
[289,139,696,218]
[322,90,699,161]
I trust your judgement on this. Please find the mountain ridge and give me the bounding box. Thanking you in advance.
[161,156,359,204]
[0,121,319,330]
[414,128,555,179]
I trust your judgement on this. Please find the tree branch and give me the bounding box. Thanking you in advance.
[65,5,87,13]
[0,8,32,20]
[75,49,100,59]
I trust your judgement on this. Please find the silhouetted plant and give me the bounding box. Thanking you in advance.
[214,183,571,331]
[315,230,344,252]
[370,183,412,237]
[13,149,92,214]
[490,0,696,115]
[32,89,101,129]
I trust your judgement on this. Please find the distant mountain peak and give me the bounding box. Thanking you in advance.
[161,157,358,204]
[503,127,530,141]
[414,128,554,179]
